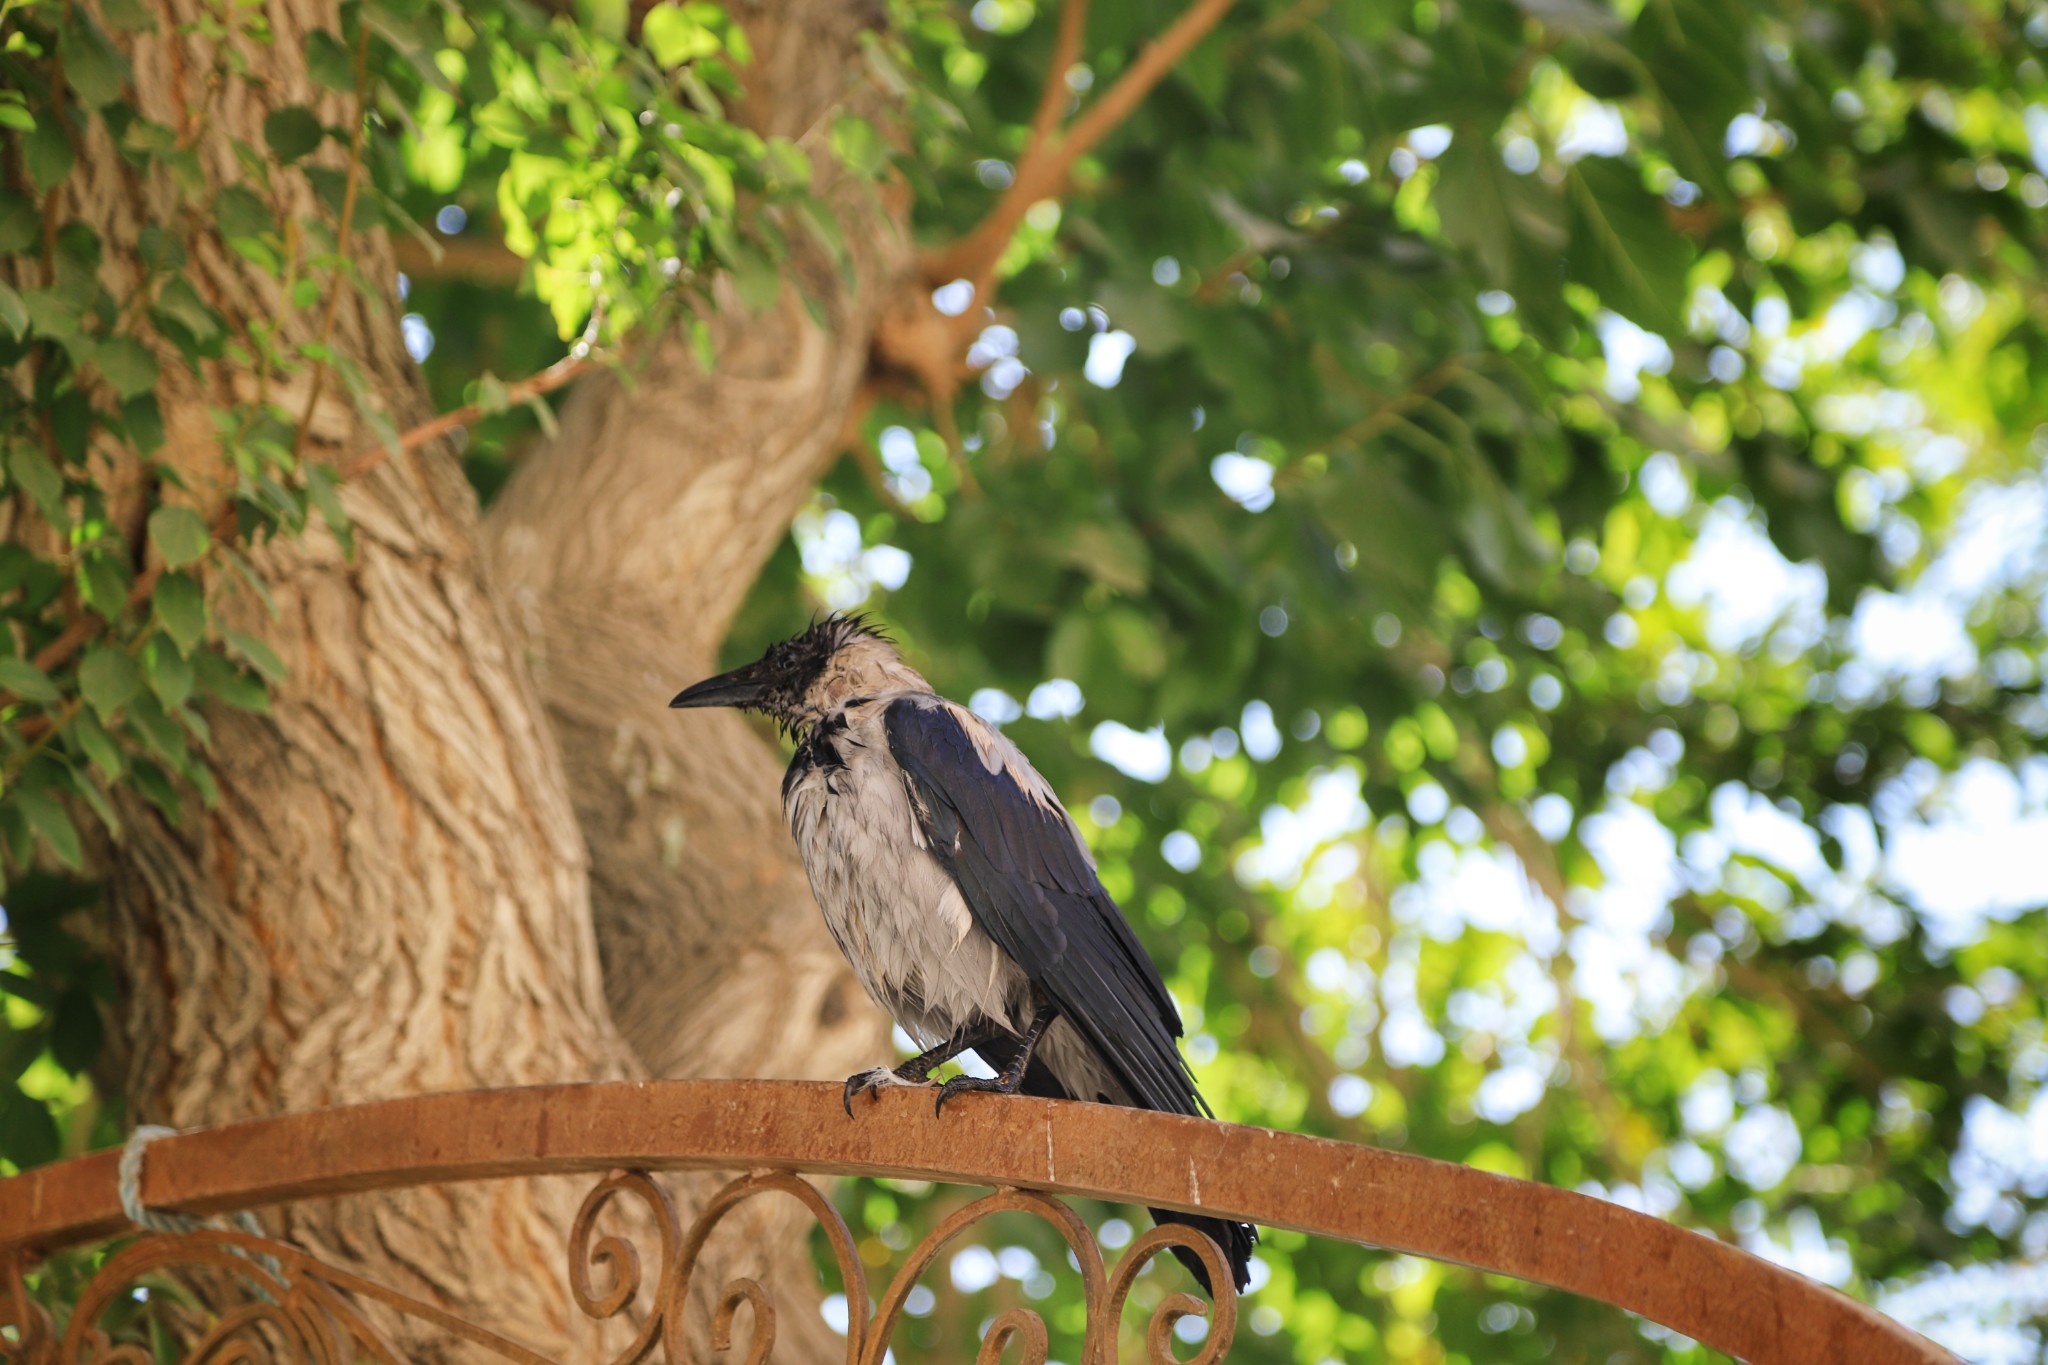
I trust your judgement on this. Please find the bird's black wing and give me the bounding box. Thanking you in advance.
[882,695,1203,1117]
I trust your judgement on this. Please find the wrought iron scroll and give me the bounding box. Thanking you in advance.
[3,1169,1237,1365]
[11,1230,555,1365]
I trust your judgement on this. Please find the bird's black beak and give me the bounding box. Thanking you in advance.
[669,665,769,711]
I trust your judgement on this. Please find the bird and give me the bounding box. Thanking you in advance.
[670,612,1255,1294]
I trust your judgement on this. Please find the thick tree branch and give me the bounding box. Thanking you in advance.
[921,0,1239,292]
[870,0,1233,424]
[391,234,528,285]
[1025,0,1091,157]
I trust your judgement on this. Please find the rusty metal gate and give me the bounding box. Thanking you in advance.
[0,1081,1956,1364]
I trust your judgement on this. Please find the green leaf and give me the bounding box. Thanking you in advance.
[153,276,221,341]
[60,13,131,107]
[154,571,206,653]
[20,289,85,347]
[1565,160,1691,338]
[215,185,271,241]
[0,658,59,704]
[5,443,69,528]
[186,759,218,806]
[221,548,278,618]
[194,650,269,713]
[24,121,74,193]
[222,630,286,684]
[65,767,121,843]
[0,1078,62,1168]
[1632,0,1747,203]
[136,225,186,272]
[361,0,451,92]
[50,986,106,1072]
[731,243,781,313]
[123,692,188,770]
[47,390,92,464]
[71,710,125,781]
[78,646,143,721]
[475,373,511,415]
[93,336,159,399]
[305,164,383,227]
[829,114,886,177]
[0,102,32,133]
[176,699,210,748]
[763,138,810,189]
[121,394,165,457]
[0,283,26,340]
[0,199,37,254]
[77,550,131,622]
[143,634,194,709]
[128,757,181,823]
[306,464,352,555]
[0,807,30,869]
[16,785,82,870]
[305,28,357,92]
[263,106,325,163]
[1434,136,1567,297]
[642,3,721,67]
[148,504,210,568]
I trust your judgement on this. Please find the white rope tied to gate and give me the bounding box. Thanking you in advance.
[117,1125,210,1235]
[117,1125,280,1284]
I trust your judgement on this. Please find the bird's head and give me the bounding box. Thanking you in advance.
[669,613,928,736]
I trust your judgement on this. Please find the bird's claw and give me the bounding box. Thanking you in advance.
[843,1068,889,1117]
[842,1066,931,1118]
[933,1073,1013,1117]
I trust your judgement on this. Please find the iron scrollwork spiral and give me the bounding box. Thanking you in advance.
[6,1229,555,1365]
[565,1169,1237,1365]
[569,1168,685,1365]
[4,1168,1236,1365]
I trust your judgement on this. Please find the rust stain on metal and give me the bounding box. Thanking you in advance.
[0,1080,1958,1365]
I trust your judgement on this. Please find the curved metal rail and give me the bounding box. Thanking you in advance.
[0,1080,1953,1364]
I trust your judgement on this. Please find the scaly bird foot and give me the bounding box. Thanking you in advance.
[933,1072,1019,1117]
[842,1066,932,1117]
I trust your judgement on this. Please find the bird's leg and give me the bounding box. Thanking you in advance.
[842,1027,991,1117]
[934,1003,1058,1116]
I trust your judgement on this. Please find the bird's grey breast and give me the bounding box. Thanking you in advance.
[781,696,1024,1042]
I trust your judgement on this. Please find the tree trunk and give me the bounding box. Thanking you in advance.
[50,0,650,1354]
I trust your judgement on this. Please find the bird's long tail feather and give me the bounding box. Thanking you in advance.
[1146,1209,1256,1294]
[969,1037,1256,1294]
